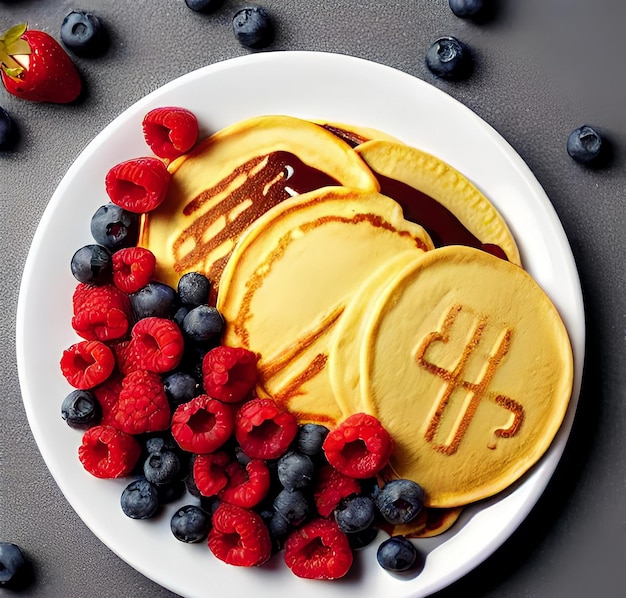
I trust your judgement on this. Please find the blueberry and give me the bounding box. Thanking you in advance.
[120,478,160,519]
[232,7,274,49]
[181,305,224,343]
[277,451,315,490]
[61,389,101,428]
[567,125,605,165]
[90,203,139,251]
[60,10,109,57]
[273,488,310,527]
[375,479,425,525]
[144,434,179,456]
[0,107,18,151]
[174,305,191,328]
[425,36,473,80]
[185,0,224,12]
[131,281,178,319]
[70,244,112,284]
[163,371,198,406]
[177,272,211,306]
[143,450,181,485]
[334,495,376,534]
[376,536,419,572]
[0,542,29,588]
[171,504,211,543]
[449,0,488,19]
[295,423,329,458]
[347,525,378,550]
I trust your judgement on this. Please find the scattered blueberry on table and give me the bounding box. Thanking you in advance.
[60,10,109,57]
[232,6,275,49]
[0,542,30,590]
[567,124,607,166]
[449,0,489,20]
[0,107,18,151]
[185,0,224,12]
[425,36,473,80]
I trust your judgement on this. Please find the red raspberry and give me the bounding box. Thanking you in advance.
[112,247,156,293]
[202,346,258,403]
[322,413,394,479]
[142,106,199,160]
[111,369,171,434]
[313,464,361,517]
[171,394,235,453]
[193,451,230,497]
[92,374,123,426]
[220,458,270,508]
[78,424,141,478]
[284,518,353,580]
[110,340,141,375]
[60,340,115,389]
[234,398,297,460]
[72,283,132,342]
[130,317,184,373]
[208,503,271,567]
[105,157,171,213]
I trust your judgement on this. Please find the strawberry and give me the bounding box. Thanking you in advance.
[0,24,81,103]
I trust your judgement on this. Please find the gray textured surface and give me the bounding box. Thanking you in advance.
[1,1,624,597]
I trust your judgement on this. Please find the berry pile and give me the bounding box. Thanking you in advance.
[60,105,429,580]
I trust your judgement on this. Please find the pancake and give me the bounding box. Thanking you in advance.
[138,115,379,292]
[355,139,521,265]
[333,245,572,508]
[216,186,434,426]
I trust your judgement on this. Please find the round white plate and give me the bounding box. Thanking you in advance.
[16,51,584,598]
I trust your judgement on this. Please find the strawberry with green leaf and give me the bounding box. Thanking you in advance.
[0,24,82,103]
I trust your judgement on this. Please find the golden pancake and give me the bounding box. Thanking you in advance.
[335,245,572,508]
[216,186,434,426]
[355,140,521,265]
[138,115,379,292]
[312,120,403,146]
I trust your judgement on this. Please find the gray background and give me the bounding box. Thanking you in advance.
[1,1,624,597]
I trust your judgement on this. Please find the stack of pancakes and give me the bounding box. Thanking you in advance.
[138,115,573,531]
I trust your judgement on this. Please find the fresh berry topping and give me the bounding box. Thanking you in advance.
[295,423,329,458]
[78,424,141,478]
[425,36,473,80]
[234,398,298,460]
[111,246,156,293]
[142,106,199,160]
[70,244,112,285]
[232,7,274,49]
[163,371,198,406]
[60,339,115,389]
[60,10,109,57]
[130,280,178,320]
[0,106,18,150]
[181,305,224,343]
[0,24,82,103]
[313,464,361,517]
[177,271,211,306]
[71,282,132,342]
[322,413,393,479]
[90,203,140,250]
[91,374,123,427]
[202,345,257,403]
[277,451,315,491]
[376,535,421,572]
[105,157,171,213]
[193,451,231,497]
[112,369,171,434]
[171,394,235,453]
[284,518,353,580]
[567,124,606,165]
[143,449,181,485]
[0,542,29,589]
[220,458,271,508]
[130,317,184,373]
[170,504,211,543]
[185,0,224,13]
[273,488,310,528]
[208,503,272,567]
[61,389,101,428]
[120,478,160,519]
[334,495,376,534]
[374,479,425,525]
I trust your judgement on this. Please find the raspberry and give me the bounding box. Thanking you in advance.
[142,106,199,160]
[234,398,298,460]
[112,247,156,293]
[322,413,394,479]
[220,458,270,508]
[130,317,184,373]
[78,424,141,478]
[92,374,123,426]
[313,464,361,517]
[72,282,132,342]
[105,157,171,213]
[171,394,235,453]
[60,340,115,389]
[193,451,230,497]
[208,503,271,567]
[284,518,353,580]
[110,340,141,375]
[112,369,171,434]
[202,346,258,403]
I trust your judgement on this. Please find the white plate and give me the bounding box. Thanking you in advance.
[16,51,584,598]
